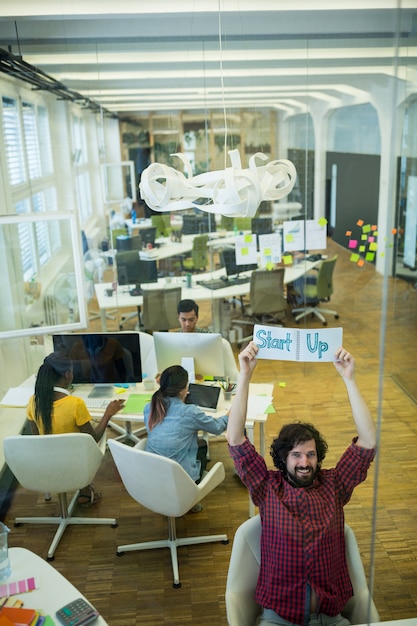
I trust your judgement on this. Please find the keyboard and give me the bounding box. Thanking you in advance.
[197,279,229,290]
[85,397,112,410]
[306,254,322,262]
[197,276,249,290]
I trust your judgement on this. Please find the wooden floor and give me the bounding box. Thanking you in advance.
[5,239,417,624]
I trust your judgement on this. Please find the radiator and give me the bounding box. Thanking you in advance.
[43,294,59,326]
[43,294,78,325]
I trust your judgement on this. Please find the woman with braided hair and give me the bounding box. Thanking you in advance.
[143,365,228,493]
[27,351,124,505]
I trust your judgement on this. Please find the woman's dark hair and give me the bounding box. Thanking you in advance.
[148,365,189,430]
[270,422,328,474]
[34,352,72,434]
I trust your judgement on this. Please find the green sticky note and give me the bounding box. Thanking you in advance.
[122,394,152,413]
[265,404,276,414]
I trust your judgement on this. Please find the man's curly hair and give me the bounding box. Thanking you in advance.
[270,422,328,474]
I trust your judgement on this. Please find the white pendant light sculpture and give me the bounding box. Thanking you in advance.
[139,148,297,218]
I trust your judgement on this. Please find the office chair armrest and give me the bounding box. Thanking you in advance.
[197,461,225,500]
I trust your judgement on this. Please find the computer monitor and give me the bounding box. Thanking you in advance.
[115,234,142,252]
[252,217,273,236]
[116,251,158,292]
[221,247,258,279]
[153,332,225,379]
[140,227,157,247]
[52,332,142,395]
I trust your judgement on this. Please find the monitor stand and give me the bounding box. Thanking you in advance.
[88,385,114,399]
[129,283,142,296]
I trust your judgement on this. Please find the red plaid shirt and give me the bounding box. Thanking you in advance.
[229,438,376,625]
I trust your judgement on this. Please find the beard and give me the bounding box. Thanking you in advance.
[286,465,317,488]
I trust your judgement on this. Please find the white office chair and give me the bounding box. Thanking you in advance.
[3,433,117,561]
[225,515,380,626]
[108,331,158,444]
[108,438,229,588]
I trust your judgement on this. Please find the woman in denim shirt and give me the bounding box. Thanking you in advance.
[143,365,228,483]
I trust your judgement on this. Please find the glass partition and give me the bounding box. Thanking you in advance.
[0,3,416,620]
[0,213,87,338]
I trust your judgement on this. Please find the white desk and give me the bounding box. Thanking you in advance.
[5,547,108,624]
[77,380,271,452]
[125,217,183,235]
[95,259,321,331]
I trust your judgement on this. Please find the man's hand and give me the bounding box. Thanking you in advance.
[333,346,355,381]
[238,341,259,376]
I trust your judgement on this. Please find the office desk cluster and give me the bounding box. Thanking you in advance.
[95,256,321,332]
[1,378,274,518]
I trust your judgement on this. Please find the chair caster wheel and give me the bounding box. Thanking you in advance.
[47,555,55,562]
[221,539,230,545]
[116,551,124,557]
[111,523,118,528]
[173,582,182,589]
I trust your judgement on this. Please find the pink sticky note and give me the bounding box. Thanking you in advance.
[348,239,358,249]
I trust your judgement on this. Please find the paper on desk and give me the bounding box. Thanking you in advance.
[0,387,34,407]
[246,395,274,420]
[122,394,152,414]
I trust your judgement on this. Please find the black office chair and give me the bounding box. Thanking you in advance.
[292,255,339,326]
[232,268,287,344]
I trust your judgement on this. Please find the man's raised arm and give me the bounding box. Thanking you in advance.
[226,341,258,447]
[333,347,376,450]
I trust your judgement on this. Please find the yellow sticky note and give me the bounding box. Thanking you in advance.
[278,381,286,388]
[369,241,378,251]
[318,217,328,226]
[241,247,249,256]
[285,233,294,243]
[244,234,253,243]
[283,254,293,265]
[362,224,371,233]
[350,253,360,263]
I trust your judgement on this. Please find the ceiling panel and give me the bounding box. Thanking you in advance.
[0,4,415,118]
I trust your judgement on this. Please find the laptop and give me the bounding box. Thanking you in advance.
[186,384,221,412]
